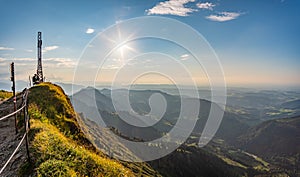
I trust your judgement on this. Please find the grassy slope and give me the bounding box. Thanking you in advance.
[25,83,135,176]
[0,90,13,101]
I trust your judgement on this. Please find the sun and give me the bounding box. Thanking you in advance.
[118,44,136,63]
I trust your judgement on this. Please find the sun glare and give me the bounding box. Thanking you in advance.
[117,44,136,64]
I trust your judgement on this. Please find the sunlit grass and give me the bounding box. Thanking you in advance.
[25,82,134,176]
[0,90,13,101]
[217,155,247,169]
[266,108,295,116]
[31,118,133,177]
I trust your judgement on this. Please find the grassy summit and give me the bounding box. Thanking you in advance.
[26,83,134,176]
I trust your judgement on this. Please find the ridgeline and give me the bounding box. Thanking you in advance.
[22,82,159,177]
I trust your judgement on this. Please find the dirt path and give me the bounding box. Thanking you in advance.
[0,94,28,177]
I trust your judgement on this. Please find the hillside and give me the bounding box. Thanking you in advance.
[81,116,275,177]
[25,83,159,176]
[280,99,300,110]
[72,87,249,142]
[0,90,13,103]
[72,87,290,177]
[224,90,300,124]
[237,116,300,176]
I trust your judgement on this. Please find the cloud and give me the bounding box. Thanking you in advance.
[43,45,59,53]
[0,47,14,51]
[86,28,95,34]
[180,54,189,60]
[146,0,196,16]
[206,12,241,22]
[44,58,76,68]
[102,64,121,70]
[14,57,35,62]
[0,58,7,66]
[115,20,123,24]
[0,57,75,68]
[0,56,76,82]
[25,49,33,52]
[46,73,64,81]
[196,2,215,10]
[0,57,35,64]
[0,57,35,67]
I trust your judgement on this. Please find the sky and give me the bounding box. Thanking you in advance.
[0,0,299,89]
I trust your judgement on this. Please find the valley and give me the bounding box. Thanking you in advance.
[70,85,300,177]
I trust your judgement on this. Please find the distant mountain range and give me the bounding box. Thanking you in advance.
[72,87,300,176]
[71,87,249,142]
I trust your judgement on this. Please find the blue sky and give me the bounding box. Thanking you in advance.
[0,0,299,89]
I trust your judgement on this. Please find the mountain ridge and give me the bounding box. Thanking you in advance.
[236,116,300,176]
[24,82,160,176]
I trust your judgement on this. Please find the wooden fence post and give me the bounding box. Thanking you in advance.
[23,90,30,161]
[11,62,18,134]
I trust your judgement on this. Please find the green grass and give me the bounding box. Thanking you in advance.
[28,83,88,143]
[217,155,248,169]
[30,118,133,177]
[266,108,295,116]
[25,83,135,177]
[0,90,13,101]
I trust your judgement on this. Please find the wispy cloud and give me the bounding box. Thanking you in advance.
[0,57,75,68]
[196,2,215,10]
[146,0,196,17]
[0,57,76,81]
[0,57,35,63]
[44,58,76,68]
[0,57,6,63]
[0,47,14,51]
[86,28,95,34]
[47,73,64,81]
[43,45,59,53]
[180,54,189,60]
[25,49,33,52]
[115,20,123,24]
[206,12,241,22]
[102,64,121,70]
[0,57,35,67]
[14,57,35,62]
